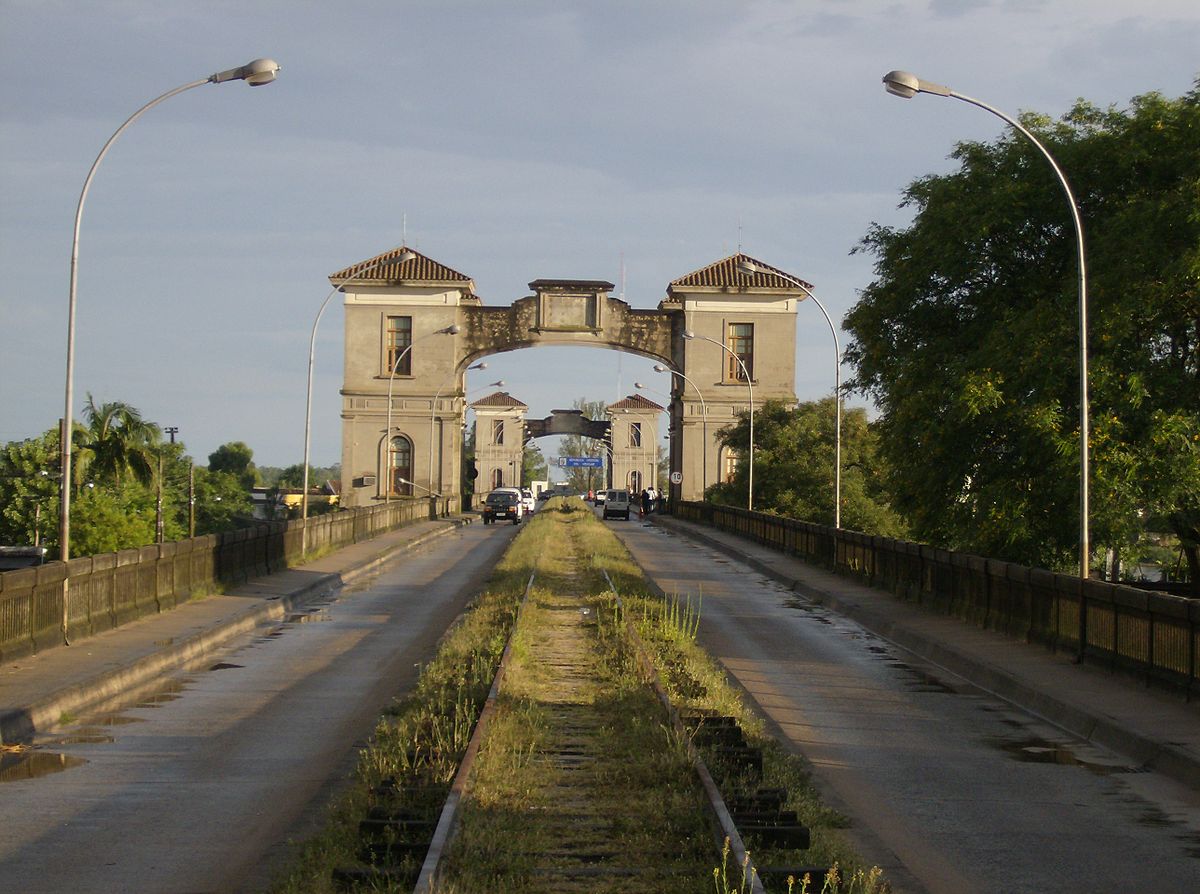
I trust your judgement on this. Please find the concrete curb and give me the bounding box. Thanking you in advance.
[0,518,470,745]
[652,516,1200,793]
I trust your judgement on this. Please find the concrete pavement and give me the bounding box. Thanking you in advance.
[651,515,1200,794]
[0,516,472,745]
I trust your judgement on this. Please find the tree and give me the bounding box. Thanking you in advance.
[708,399,908,537]
[555,398,609,493]
[192,467,254,534]
[0,431,61,548]
[208,441,259,490]
[74,394,161,489]
[522,442,548,487]
[844,81,1200,581]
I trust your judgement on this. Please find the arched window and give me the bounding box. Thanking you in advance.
[629,470,642,493]
[390,435,413,496]
[491,468,504,490]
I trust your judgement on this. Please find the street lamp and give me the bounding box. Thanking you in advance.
[59,58,280,566]
[882,69,1090,580]
[684,329,754,511]
[302,248,416,545]
[737,259,842,529]
[427,361,488,497]
[384,323,461,500]
[651,363,710,497]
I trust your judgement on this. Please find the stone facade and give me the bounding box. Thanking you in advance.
[337,247,803,508]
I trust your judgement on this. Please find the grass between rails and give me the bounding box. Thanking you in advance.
[269,500,887,893]
[434,500,716,892]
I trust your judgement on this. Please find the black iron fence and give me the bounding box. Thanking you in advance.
[676,501,1199,698]
[0,496,456,662]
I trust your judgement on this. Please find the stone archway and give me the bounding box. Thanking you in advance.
[334,248,808,508]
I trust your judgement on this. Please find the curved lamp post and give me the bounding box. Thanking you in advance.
[737,259,842,529]
[684,330,754,511]
[882,69,1089,580]
[384,324,461,500]
[59,58,280,567]
[302,249,415,546]
[427,361,488,496]
[651,363,709,497]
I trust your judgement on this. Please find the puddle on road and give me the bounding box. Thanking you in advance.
[0,749,87,782]
[134,678,187,708]
[992,737,1141,776]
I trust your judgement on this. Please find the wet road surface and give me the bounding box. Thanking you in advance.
[0,522,517,893]
[609,517,1200,894]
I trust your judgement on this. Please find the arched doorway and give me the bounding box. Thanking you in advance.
[390,435,413,496]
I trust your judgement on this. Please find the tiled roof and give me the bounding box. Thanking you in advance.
[668,252,813,293]
[470,391,528,409]
[607,394,665,412]
[329,246,474,286]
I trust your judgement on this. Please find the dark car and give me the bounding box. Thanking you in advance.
[483,490,522,525]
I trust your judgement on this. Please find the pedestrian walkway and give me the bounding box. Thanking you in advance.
[652,515,1200,793]
[0,517,472,745]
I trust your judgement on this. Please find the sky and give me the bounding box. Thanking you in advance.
[2,0,1197,472]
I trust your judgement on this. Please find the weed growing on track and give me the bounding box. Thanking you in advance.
[270,499,887,893]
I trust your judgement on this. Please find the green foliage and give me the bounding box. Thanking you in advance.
[845,81,1200,574]
[74,394,161,488]
[522,442,548,485]
[70,483,157,556]
[0,431,61,547]
[208,441,259,489]
[708,399,908,537]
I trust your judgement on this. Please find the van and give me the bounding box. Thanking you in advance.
[601,488,631,520]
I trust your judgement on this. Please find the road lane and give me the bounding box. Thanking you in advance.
[0,522,518,894]
[609,518,1200,894]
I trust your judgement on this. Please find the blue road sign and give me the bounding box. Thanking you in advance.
[563,456,604,468]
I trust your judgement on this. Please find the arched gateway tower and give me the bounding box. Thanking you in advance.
[335,247,812,508]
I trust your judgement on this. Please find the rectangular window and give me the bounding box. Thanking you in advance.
[386,316,412,376]
[629,421,642,448]
[727,323,754,382]
[492,419,505,446]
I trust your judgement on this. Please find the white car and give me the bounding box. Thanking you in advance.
[521,488,536,514]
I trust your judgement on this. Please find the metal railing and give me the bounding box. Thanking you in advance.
[676,501,1199,698]
[0,496,458,662]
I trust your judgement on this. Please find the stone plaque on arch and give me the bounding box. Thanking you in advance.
[531,279,610,332]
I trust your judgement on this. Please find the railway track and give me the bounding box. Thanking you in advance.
[318,503,857,893]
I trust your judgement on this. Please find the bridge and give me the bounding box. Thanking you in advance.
[332,247,810,505]
[1,500,1197,891]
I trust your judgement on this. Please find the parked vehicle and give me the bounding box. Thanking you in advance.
[601,488,631,520]
[593,490,607,505]
[483,488,523,525]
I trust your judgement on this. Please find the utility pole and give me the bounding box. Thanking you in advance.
[155,453,164,544]
[188,462,196,538]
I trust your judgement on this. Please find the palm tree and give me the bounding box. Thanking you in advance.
[73,395,161,490]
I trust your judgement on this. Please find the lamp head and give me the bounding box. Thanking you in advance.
[683,329,696,339]
[210,58,281,86]
[882,70,951,98]
[443,324,461,335]
[882,70,920,99]
[469,362,488,371]
[635,382,645,389]
[653,363,669,373]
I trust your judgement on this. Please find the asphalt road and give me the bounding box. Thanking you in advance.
[607,515,1200,894]
[0,522,517,894]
